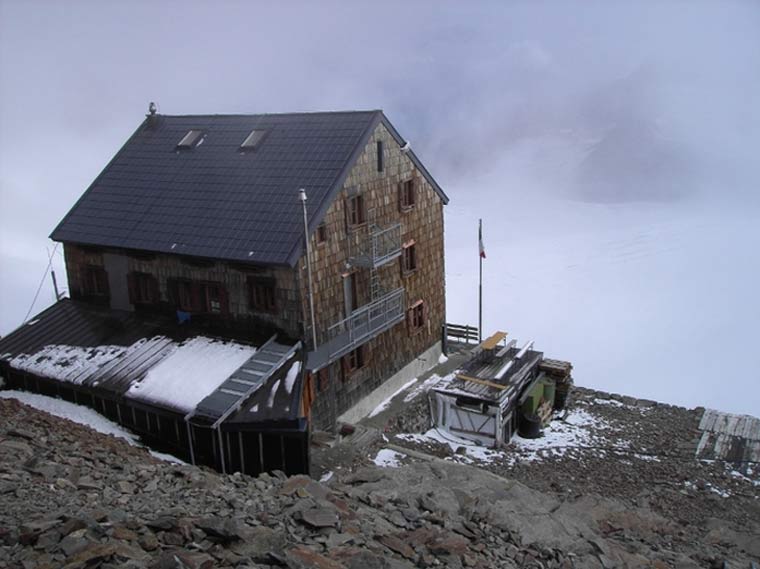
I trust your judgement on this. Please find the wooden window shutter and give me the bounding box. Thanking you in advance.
[219,285,229,314]
[149,275,160,304]
[191,283,203,312]
[126,273,137,304]
[167,278,179,306]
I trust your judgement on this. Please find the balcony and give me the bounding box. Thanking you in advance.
[306,288,405,370]
[349,223,403,269]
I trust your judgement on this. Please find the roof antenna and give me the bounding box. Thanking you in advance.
[148,101,157,116]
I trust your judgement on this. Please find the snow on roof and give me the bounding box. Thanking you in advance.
[10,344,129,384]
[283,361,301,395]
[126,336,256,413]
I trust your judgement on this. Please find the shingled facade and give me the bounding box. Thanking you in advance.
[52,109,448,431]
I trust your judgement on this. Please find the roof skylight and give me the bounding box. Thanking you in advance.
[240,129,267,150]
[177,130,204,148]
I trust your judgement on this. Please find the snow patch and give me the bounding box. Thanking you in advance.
[283,362,301,395]
[267,379,281,408]
[593,398,625,407]
[368,377,419,418]
[0,390,184,463]
[509,409,613,463]
[403,373,446,403]
[127,337,255,413]
[396,428,505,464]
[372,448,407,468]
[11,344,129,384]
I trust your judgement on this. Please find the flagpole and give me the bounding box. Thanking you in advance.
[478,218,483,343]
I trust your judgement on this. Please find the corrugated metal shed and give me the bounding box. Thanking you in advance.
[695,409,760,463]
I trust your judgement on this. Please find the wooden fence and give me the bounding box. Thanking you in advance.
[445,322,480,345]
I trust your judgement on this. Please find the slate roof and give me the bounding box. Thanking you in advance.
[51,110,448,266]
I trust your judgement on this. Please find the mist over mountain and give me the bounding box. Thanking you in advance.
[1,1,758,412]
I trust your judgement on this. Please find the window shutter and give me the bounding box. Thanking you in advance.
[398,182,403,212]
[191,283,203,312]
[167,279,178,306]
[96,267,109,296]
[218,285,229,315]
[149,275,160,304]
[127,273,136,304]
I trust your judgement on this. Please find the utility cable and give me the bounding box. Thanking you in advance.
[21,243,59,324]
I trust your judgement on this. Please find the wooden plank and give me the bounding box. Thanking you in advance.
[455,373,508,391]
[480,331,508,351]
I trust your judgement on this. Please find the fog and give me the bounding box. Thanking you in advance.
[1,1,758,413]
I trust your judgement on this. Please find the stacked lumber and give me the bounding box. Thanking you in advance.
[539,358,573,412]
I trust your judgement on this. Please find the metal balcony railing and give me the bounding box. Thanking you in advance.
[349,223,403,269]
[306,288,406,370]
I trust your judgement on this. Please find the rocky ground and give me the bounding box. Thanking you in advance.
[357,385,760,567]
[1,381,759,568]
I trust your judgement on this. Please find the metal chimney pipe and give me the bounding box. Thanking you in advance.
[300,189,318,350]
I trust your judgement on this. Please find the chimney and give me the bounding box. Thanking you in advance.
[146,101,160,129]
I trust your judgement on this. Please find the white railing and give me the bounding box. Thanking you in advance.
[351,223,402,268]
[326,288,405,358]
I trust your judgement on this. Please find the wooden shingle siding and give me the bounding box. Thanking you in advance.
[64,244,303,339]
[301,123,446,429]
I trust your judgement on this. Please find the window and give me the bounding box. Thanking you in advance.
[240,129,267,150]
[346,194,366,227]
[202,282,224,314]
[342,346,366,380]
[82,265,109,297]
[169,280,227,314]
[173,280,196,312]
[399,179,416,210]
[408,300,426,333]
[316,223,328,245]
[177,129,204,148]
[401,241,417,275]
[376,140,384,172]
[127,272,158,305]
[249,277,276,312]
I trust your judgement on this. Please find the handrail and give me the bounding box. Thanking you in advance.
[326,288,405,357]
[351,223,402,268]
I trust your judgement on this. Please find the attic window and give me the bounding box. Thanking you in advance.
[177,130,204,148]
[240,129,267,150]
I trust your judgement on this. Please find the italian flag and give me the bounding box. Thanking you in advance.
[479,220,486,259]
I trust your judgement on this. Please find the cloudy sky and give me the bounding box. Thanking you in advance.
[1,1,759,412]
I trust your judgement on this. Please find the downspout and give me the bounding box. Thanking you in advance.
[299,189,318,350]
